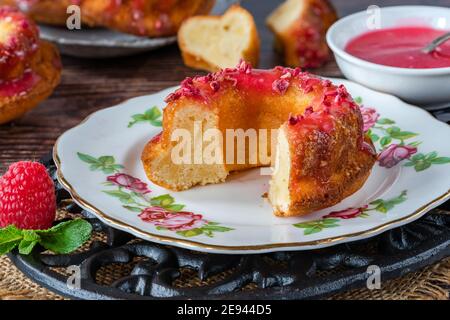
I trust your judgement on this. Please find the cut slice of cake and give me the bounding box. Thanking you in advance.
[178,5,260,72]
[269,122,376,217]
[266,0,337,68]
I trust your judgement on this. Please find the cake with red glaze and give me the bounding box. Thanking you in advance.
[267,0,337,68]
[82,0,216,37]
[0,0,75,25]
[141,61,377,217]
[0,6,61,124]
[1,0,216,37]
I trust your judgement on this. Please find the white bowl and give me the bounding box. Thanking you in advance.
[326,6,450,106]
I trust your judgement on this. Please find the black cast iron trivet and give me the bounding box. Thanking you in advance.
[8,154,450,300]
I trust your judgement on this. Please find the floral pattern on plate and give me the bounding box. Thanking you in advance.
[293,191,408,235]
[77,152,233,238]
[360,97,450,171]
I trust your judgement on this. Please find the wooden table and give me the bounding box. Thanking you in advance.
[0,0,449,171]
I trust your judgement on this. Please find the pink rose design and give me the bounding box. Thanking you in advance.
[360,107,379,132]
[324,205,368,219]
[139,207,207,231]
[107,173,150,194]
[378,144,417,168]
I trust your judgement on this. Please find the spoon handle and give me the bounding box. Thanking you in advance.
[422,32,450,54]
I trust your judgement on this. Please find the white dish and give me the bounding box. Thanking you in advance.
[54,79,450,254]
[326,6,450,106]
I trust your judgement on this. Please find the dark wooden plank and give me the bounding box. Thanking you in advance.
[0,0,448,171]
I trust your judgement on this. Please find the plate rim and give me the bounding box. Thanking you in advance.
[53,79,450,253]
[39,26,178,48]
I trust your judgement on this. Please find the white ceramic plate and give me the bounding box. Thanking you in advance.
[54,79,450,254]
[40,0,239,58]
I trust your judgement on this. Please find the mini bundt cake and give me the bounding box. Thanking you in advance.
[0,6,61,124]
[178,5,260,72]
[267,0,337,68]
[2,0,216,37]
[82,0,216,37]
[0,0,72,25]
[141,61,377,217]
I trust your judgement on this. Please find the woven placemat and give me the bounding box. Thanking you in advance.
[1,209,449,300]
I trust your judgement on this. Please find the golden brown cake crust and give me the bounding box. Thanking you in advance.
[141,62,377,216]
[178,5,260,72]
[0,41,61,124]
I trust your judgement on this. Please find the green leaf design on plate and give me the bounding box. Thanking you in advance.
[177,228,204,238]
[128,106,163,128]
[150,194,185,211]
[370,190,407,213]
[376,118,395,125]
[379,136,392,147]
[404,152,450,172]
[77,152,124,174]
[123,205,143,213]
[202,224,234,233]
[104,190,135,204]
[293,218,340,235]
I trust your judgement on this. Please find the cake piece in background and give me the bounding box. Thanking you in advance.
[178,5,260,72]
[0,6,61,124]
[267,0,337,68]
[0,0,216,38]
[0,0,71,25]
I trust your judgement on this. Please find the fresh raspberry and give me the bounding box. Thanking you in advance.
[0,161,56,230]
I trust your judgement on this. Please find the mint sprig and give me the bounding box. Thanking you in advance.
[0,219,92,256]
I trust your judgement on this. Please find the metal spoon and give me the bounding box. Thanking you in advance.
[422,31,450,54]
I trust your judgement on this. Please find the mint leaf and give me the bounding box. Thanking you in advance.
[354,97,363,104]
[18,230,40,255]
[0,225,23,255]
[37,219,92,254]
